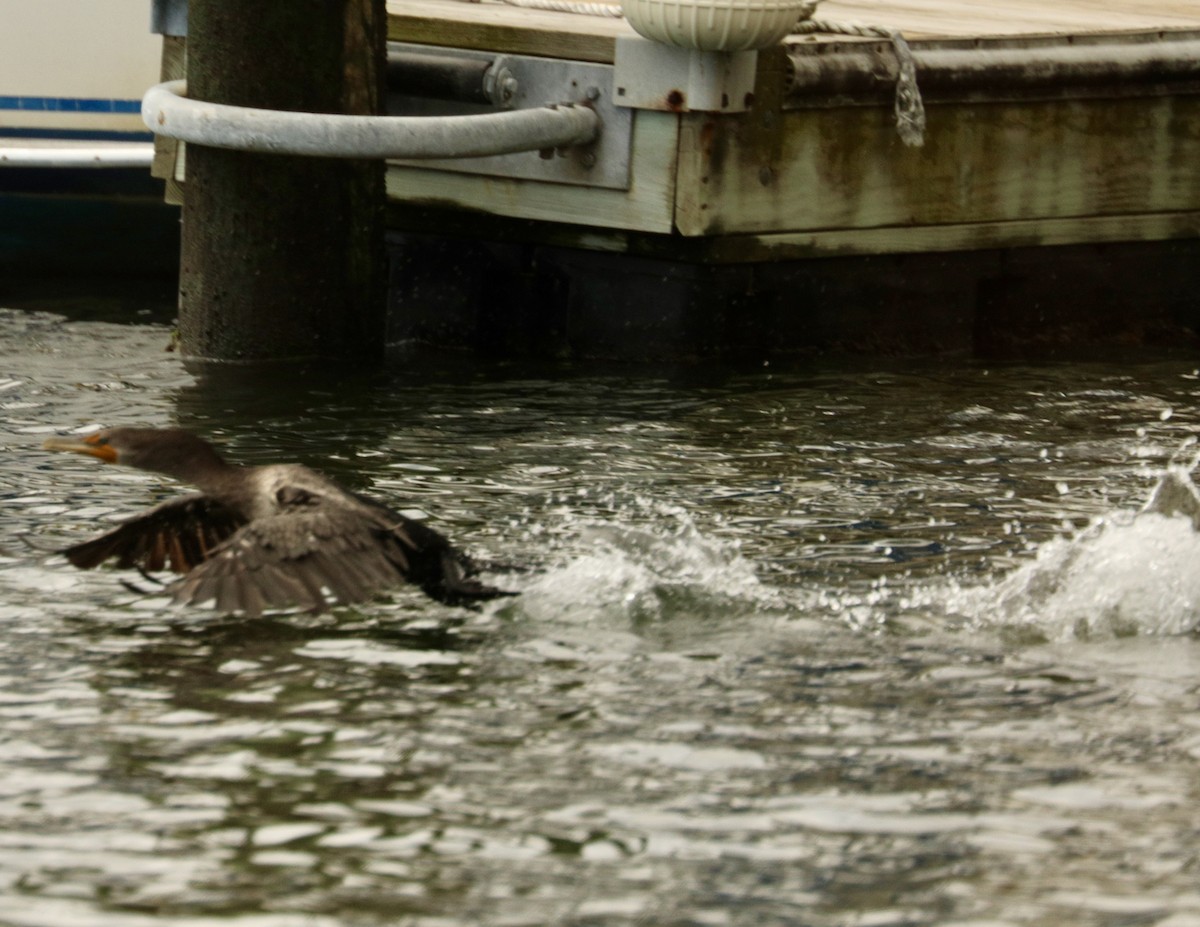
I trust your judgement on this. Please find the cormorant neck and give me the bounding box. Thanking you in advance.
[131,430,240,491]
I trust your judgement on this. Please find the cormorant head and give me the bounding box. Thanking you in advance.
[43,427,229,484]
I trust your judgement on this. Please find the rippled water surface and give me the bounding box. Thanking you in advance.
[1,293,1199,927]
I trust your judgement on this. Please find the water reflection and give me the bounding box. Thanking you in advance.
[2,302,1200,925]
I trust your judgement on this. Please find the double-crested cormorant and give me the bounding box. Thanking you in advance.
[42,427,513,615]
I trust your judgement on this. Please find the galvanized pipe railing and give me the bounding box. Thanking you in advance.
[141,79,599,159]
[387,51,518,108]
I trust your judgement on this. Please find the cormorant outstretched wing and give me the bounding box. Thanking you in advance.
[58,493,246,574]
[167,506,511,616]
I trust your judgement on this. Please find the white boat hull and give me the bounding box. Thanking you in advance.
[0,1,162,142]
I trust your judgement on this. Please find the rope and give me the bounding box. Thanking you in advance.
[793,19,926,147]
[446,0,926,145]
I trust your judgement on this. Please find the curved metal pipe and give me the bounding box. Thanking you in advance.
[387,51,517,107]
[141,80,599,159]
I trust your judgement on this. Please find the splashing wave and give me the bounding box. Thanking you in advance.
[516,507,778,627]
[950,467,1200,640]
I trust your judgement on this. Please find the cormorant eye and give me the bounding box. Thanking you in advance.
[86,434,110,446]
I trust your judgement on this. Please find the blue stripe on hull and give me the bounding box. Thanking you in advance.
[0,95,141,114]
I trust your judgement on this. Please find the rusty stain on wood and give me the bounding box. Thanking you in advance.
[674,94,1200,238]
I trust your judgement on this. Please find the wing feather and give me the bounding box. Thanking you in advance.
[63,480,513,614]
[167,505,416,614]
[60,494,245,575]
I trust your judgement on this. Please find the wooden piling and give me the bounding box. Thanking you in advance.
[180,0,386,361]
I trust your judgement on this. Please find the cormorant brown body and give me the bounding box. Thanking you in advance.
[42,427,512,615]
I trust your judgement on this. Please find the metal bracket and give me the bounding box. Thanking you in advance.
[613,35,759,113]
[388,43,633,191]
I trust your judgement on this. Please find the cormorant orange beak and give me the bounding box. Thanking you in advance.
[43,434,119,464]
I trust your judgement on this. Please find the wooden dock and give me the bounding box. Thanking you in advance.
[380,0,1200,358]
[390,0,1200,56]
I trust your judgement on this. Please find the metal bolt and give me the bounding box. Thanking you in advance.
[484,57,518,109]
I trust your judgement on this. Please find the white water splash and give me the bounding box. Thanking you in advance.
[517,510,775,626]
[952,467,1200,640]
[516,469,1200,642]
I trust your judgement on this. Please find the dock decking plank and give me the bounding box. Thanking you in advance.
[821,1,1200,37]
[389,0,1200,62]
[388,0,626,62]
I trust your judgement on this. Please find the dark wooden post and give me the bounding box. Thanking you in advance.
[179,0,386,361]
